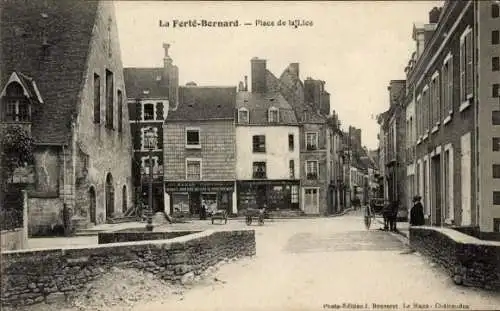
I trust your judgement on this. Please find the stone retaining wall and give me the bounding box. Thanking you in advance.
[0,229,27,251]
[410,226,500,291]
[0,229,256,307]
[98,230,202,244]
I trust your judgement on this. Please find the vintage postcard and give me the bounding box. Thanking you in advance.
[1,1,500,310]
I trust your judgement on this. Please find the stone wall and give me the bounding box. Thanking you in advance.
[98,230,202,244]
[0,229,26,251]
[410,226,500,291]
[1,229,256,307]
[27,197,64,236]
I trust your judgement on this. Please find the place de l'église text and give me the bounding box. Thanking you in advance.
[159,19,313,29]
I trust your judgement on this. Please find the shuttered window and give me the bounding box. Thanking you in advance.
[460,27,473,103]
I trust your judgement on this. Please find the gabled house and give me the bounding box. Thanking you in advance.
[164,85,237,216]
[0,0,133,235]
[124,43,177,215]
[266,61,338,215]
[235,59,300,213]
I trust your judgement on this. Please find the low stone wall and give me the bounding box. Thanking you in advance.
[98,230,202,244]
[410,226,500,291]
[0,229,27,251]
[1,229,256,307]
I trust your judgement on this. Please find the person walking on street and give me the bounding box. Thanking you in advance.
[382,202,391,231]
[389,200,399,232]
[410,195,425,226]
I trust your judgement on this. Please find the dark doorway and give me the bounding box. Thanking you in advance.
[432,155,442,226]
[189,191,201,215]
[105,173,114,219]
[255,185,267,209]
[89,186,96,223]
[122,185,127,214]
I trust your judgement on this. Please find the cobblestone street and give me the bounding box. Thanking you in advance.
[39,211,496,311]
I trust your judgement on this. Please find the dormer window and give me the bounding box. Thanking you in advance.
[238,108,249,123]
[268,107,278,123]
[2,82,30,122]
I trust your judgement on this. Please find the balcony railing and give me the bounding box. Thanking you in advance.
[306,173,318,180]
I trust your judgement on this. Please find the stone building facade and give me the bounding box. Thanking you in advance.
[124,43,177,214]
[389,0,500,238]
[0,0,133,235]
[164,86,237,216]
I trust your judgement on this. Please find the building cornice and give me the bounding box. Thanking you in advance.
[408,1,468,87]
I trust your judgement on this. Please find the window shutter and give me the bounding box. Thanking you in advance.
[460,39,466,101]
[448,56,453,113]
[157,102,164,120]
[466,31,473,98]
[136,102,142,121]
[157,127,163,150]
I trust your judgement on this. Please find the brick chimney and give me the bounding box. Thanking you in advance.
[429,7,441,24]
[251,57,267,93]
[289,63,300,79]
[388,80,406,107]
[162,43,179,110]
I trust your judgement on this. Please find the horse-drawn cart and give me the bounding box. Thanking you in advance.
[244,208,265,226]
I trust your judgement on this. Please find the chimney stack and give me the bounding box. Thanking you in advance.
[429,7,441,24]
[289,63,299,79]
[251,57,267,93]
[244,75,248,91]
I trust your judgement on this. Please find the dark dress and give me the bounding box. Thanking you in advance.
[410,202,425,226]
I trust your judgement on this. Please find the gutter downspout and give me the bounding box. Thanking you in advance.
[473,0,480,229]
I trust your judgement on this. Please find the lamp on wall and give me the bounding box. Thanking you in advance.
[144,128,157,231]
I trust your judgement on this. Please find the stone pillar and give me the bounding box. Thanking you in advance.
[164,191,171,215]
[232,181,237,214]
[21,190,28,249]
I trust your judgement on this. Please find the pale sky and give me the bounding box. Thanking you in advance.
[115,1,442,150]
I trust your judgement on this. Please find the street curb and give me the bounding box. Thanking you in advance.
[375,218,409,240]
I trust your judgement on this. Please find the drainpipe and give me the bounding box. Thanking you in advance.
[473,0,480,229]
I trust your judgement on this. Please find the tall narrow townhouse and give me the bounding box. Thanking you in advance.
[164,85,237,216]
[476,0,500,238]
[266,62,337,215]
[235,58,301,214]
[410,2,479,229]
[0,0,134,234]
[404,55,418,214]
[383,80,407,208]
[124,43,177,214]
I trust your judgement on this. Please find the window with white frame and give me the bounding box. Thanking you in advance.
[306,161,318,179]
[268,107,279,123]
[186,159,201,180]
[238,108,249,123]
[442,54,453,119]
[431,72,441,127]
[143,103,155,120]
[423,86,430,134]
[186,128,200,147]
[3,82,30,122]
[140,126,158,150]
[460,26,473,104]
[416,95,422,138]
[306,132,318,150]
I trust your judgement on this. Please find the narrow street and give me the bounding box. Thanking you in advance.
[132,211,500,311]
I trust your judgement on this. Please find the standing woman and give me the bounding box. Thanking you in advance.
[410,196,425,226]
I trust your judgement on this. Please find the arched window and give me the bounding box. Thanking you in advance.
[3,82,30,122]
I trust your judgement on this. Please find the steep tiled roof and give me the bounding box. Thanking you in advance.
[123,68,169,99]
[236,91,298,125]
[0,0,99,145]
[167,86,236,121]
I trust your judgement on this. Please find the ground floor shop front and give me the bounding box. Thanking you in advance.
[236,180,300,211]
[164,181,236,216]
